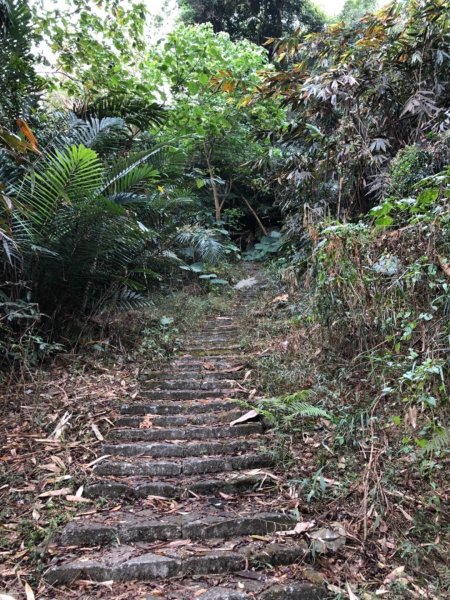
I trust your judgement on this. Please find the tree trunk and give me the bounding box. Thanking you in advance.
[204,140,222,222]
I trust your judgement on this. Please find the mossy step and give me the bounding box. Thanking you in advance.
[108,422,262,442]
[142,379,238,390]
[94,453,273,477]
[121,399,240,415]
[140,389,246,401]
[85,472,275,499]
[115,409,245,428]
[60,511,295,546]
[181,347,242,356]
[138,370,245,381]
[102,438,257,458]
[45,538,308,585]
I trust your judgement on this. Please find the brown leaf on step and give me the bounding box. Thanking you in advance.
[279,520,316,536]
[244,469,281,481]
[167,539,192,547]
[38,487,71,498]
[230,409,259,426]
[202,362,216,371]
[65,495,93,503]
[140,415,154,429]
[218,492,233,500]
[223,365,244,373]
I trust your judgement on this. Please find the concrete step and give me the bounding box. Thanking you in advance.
[59,510,296,546]
[115,409,245,428]
[140,389,246,401]
[94,453,274,477]
[120,399,240,415]
[142,379,238,390]
[181,346,242,355]
[85,471,276,499]
[102,438,257,458]
[139,370,245,381]
[195,583,325,600]
[108,422,263,442]
[45,537,308,585]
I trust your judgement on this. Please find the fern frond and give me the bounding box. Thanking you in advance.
[257,391,332,431]
[420,427,450,456]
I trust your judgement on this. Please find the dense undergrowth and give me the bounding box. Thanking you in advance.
[246,174,449,596]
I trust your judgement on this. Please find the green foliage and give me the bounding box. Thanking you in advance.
[389,146,432,199]
[179,0,326,45]
[244,231,283,260]
[0,0,41,127]
[338,0,377,23]
[254,0,450,226]
[257,390,332,432]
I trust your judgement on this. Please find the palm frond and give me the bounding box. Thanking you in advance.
[175,226,226,264]
[73,94,166,129]
[18,144,102,224]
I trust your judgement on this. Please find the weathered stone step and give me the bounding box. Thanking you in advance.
[94,453,273,477]
[85,472,275,499]
[60,511,296,547]
[181,346,242,356]
[186,335,240,343]
[142,379,238,390]
[108,422,262,442]
[140,389,245,401]
[139,369,245,381]
[121,399,240,415]
[197,583,324,600]
[171,356,248,367]
[46,538,308,585]
[115,409,245,428]
[102,438,256,458]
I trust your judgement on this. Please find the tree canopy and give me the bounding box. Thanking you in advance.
[179,0,327,46]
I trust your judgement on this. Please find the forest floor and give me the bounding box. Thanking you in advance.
[0,264,448,600]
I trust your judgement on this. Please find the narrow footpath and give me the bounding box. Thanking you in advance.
[46,271,324,599]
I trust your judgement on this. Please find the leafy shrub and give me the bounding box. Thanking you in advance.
[389,145,432,199]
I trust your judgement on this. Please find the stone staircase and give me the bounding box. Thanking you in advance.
[45,277,325,599]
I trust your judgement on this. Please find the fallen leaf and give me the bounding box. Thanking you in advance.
[223,365,244,373]
[65,495,93,503]
[50,411,71,439]
[279,520,316,536]
[24,583,35,600]
[271,294,288,304]
[230,409,259,426]
[383,566,405,585]
[38,487,71,498]
[346,582,359,600]
[86,455,111,468]
[91,424,104,441]
[0,594,17,600]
